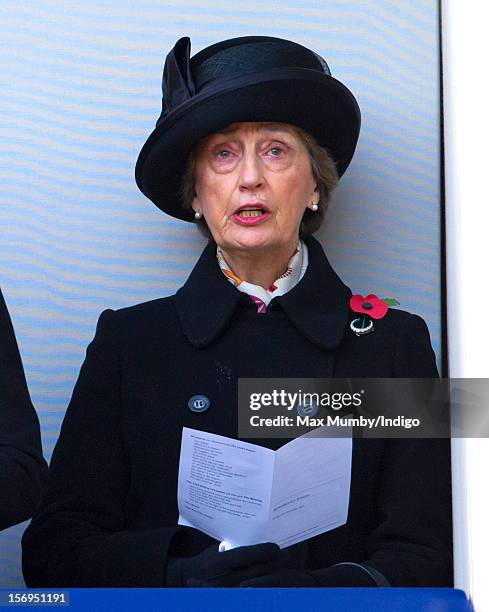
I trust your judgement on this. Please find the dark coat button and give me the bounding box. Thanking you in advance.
[188,395,211,413]
[297,400,319,417]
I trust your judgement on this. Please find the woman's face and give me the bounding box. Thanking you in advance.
[192,122,318,254]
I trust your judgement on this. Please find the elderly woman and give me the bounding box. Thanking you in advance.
[22,36,452,588]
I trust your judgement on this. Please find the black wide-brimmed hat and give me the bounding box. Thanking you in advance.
[135,36,361,221]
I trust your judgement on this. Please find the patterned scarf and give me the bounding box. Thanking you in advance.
[216,240,309,314]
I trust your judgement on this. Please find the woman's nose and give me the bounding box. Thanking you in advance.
[238,152,264,191]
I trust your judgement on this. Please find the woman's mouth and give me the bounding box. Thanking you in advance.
[232,206,271,225]
[238,209,263,218]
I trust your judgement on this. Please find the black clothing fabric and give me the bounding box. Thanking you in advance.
[0,289,47,531]
[166,542,284,587]
[22,236,452,587]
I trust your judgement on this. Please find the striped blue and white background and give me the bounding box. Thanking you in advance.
[0,0,440,587]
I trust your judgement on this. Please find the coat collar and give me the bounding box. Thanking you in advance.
[175,234,352,350]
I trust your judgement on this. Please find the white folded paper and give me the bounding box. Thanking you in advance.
[177,426,352,549]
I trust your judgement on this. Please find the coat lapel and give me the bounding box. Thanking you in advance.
[275,235,352,351]
[175,235,352,357]
[175,241,242,348]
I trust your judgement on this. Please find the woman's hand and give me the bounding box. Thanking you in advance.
[240,563,382,587]
[165,542,283,587]
[166,538,310,587]
[240,569,318,587]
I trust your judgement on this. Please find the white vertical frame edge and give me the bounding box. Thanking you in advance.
[442,1,489,609]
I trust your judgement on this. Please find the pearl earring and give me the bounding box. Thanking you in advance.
[311,202,319,212]
[194,210,202,220]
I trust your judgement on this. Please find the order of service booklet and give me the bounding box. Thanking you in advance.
[177,427,352,549]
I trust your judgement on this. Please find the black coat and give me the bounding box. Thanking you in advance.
[0,289,48,531]
[22,236,452,587]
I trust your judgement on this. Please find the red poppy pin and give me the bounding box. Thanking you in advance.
[349,294,400,336]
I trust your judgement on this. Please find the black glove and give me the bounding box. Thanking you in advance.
[241,569,319,587]
[241,562,383,587]
[166,542,283,587]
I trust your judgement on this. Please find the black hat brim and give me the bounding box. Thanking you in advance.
[135,69,361,221]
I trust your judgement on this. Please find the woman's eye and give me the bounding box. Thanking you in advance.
[268,147,284,156]
[216,150,233,159]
